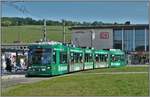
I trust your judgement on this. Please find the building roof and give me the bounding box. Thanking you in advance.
[69,24,149,30]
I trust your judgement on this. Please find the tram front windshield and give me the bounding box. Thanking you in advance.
[28,48,52,65]
[111,55,124,62]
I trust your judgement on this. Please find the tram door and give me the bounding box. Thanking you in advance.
[69,52,83,72]
[94,54,108,68]
[58,51,68,74]
[84,53,94,70]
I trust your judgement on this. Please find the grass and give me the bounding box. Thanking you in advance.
[80,66,149,73]
[2,66,149,96]
[1,25,71,43]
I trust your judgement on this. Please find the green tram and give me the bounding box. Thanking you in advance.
[26,43,126,77]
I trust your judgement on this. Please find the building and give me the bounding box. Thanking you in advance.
[70,24,149,64]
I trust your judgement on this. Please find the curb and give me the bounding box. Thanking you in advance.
[1,75,25,80]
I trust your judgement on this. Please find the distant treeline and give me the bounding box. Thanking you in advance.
[1,17,125,26]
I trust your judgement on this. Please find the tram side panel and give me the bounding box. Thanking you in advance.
[51,48,68,75]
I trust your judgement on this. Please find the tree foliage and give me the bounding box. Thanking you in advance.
[1,17,123,26]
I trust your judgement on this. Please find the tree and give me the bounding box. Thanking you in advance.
[1,20,12,26]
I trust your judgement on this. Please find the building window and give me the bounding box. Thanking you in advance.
[146,29,149,51]
[113,29,122,49]
[135,29,145,51]
[124,29,133,52]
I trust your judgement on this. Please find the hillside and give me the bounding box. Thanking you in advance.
[1,25,71,43]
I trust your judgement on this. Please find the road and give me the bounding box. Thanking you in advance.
[1,73,78,89]
[1,77,51,89]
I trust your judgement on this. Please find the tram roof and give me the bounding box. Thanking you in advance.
[109,49,124,55]
[94,49,109,54]
[28,43,68,50]
[69,47,84,53]
[84,48,94,53]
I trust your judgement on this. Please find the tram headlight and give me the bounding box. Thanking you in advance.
[47,67,51,69]
[28,67,31,69]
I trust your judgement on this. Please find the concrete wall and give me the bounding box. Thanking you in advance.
[72,28,113,50]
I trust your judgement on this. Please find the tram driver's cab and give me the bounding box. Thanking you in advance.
[109,49,126,67]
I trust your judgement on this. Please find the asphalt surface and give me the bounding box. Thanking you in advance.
[1,77,51,89]
[1,73,77,89]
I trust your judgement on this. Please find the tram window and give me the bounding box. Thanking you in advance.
[85,53,92,62]
[111,55,116,61]
[95,54,99,62]
[60,52,67,64]
[74,53,78,63]
[70,52,83,64]
[104,54,108,62]
[111,55,123,62]
[52,51,56,64]
[70,53,74,63]
[89,54,93,62]
[99,54,108,62]
[85,54,88,62]
[28,50,33,65]
[41,49,52,64]
[29,48,52,65]
[79,54,83,63]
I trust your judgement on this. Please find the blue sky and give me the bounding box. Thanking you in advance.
[2,1,149,24]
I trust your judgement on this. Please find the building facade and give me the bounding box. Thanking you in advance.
[71,24,149,52]
[70,24,149,64]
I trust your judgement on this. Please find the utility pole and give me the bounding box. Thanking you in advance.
[43,19,47,42]
[62,19,66,43]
